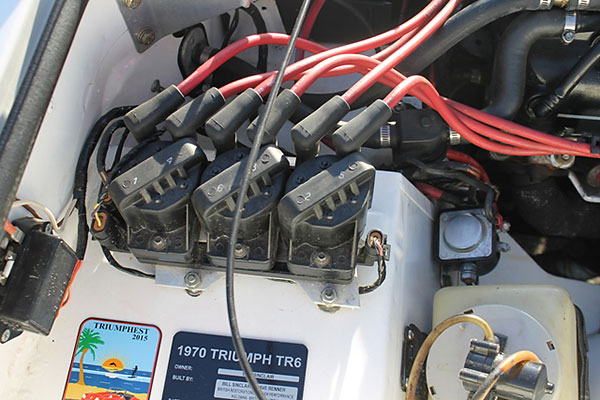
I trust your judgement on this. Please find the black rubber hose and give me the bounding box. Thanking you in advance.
[398,0,553,76]
[485,10,600,119]
[241,3,269,72]
[0,0,88,235]
[529,37,600,117]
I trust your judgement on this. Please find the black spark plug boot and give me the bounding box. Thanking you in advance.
[332,99,393,156]
[291,95,349,161]
[247,89,301,145]
[164,88,225,139]
[124,85,185,141]
[205,88,263,152]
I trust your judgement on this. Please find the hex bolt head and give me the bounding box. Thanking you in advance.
[321,287,337,304]
[184,271,202,297]
[137,28,156,46]
[407,329,415,341]
[122,0,142,8]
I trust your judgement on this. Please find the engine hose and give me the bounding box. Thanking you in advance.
[484,10,600,120]
[398,0,559,76]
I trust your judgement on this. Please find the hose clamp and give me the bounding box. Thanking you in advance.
[539,0,552,10]
[380,124,391,148]
[578,0,591,9]
[562,11,578,44]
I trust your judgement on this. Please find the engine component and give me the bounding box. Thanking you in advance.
[278,153,375,282]
[0,221,77,341]
[363,108,448,166]
[483,10,600,119]
[192,145,289,271]
[438,208,499,282]
[427,285,579,399]
[459,338,554,400]
[108,138,207,265]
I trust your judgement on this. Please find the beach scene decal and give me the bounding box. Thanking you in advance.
[63,318,161,400]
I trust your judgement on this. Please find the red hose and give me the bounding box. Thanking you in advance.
[177,34,328,95]
[254,0,448,96]
[296,0,327,61]
[341,0,458,105]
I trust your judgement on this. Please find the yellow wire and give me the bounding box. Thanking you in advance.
[406,314,495,400]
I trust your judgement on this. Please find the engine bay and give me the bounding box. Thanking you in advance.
[2,0,600,399]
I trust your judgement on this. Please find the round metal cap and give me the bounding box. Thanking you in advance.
[443,213,484,252]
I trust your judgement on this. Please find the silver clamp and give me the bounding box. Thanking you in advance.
[448,128,462,146]
[562,11,577,44]
[379,124,391,148]
[577,0,591,9]
[539,0,552,10]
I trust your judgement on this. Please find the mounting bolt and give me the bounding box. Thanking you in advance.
[460,263,479,285]
[233,243,249,258]
[497,242,511,253]
[407,329,415,341]
[137,28,156,46]
[321,287,337,304]
[122,0,142,9]
[1,329,10,343]
[184,271,202,297]
[562,30,575,44]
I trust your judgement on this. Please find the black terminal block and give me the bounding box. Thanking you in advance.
[124,85,186,142]
[205,88,263,153]
[192,146,289,271]
[164,87,225,139]
[278,153,376,282]
[0,223,77,339]
[108,138,207,266]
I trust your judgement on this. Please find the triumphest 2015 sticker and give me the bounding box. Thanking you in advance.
[163,332,309,400]
[63,318,161,400]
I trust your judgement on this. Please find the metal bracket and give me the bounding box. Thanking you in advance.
[568,171,600,203]
[562,11,578,44]
[154,265,362,309]
[539,0,552,10]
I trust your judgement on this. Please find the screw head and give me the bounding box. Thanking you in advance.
[562,31,575,43]
[1,329,10,343]
[184,271,201,287]
[407,329,415,341]
[296,195,305,204]
[321,287,337,304]
[137,28,155,46]
[348,162,358,171]
[122,0,142,8]
[233,243,249,258]
[261,153,271,163]
[122,180,131,188]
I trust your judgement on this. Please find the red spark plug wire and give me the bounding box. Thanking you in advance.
[340,0,459,105]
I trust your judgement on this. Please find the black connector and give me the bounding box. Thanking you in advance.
[124,85,185,141]
[291,95,350,160]
[332,99,392,156]
[164,88,225,139]
[205,88,263,152]
[247,89,301,145]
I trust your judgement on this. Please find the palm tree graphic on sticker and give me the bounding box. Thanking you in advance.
[75,328,105,385]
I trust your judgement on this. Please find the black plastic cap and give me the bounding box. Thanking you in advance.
[164,88,225,139]
[205,88,263,152]
[124,85,185,141]
[247,89,301,145]
[332,99,393,156]
[291,95,349,159]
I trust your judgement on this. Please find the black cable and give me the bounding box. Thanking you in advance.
[96,118,126,179]
[110,127,131,172]
[407,158,492,194]
[359,257,386,294]
[100,245,155,278]
[530,36,600,118]
[221,9,240,50]
[73,106,134,260]
[241,4,269,72]
[225,0,312,398]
